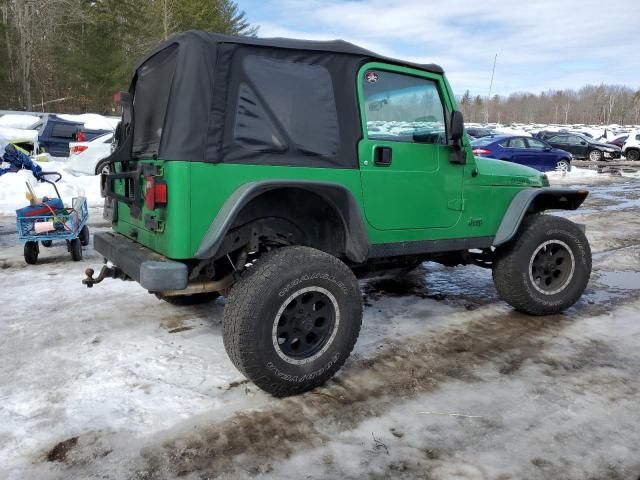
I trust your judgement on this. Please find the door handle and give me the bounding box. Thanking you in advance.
[374,146,392,166]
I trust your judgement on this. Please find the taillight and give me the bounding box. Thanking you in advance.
[70,145,88,155]
[472,148,492,156]
[144,176,167,210]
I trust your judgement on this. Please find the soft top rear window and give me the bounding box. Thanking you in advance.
[132,44,178,157]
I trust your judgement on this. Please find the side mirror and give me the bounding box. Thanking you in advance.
[580,141,586,145]
[450,110,464,143]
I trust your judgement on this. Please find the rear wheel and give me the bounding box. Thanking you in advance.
[79,225,90,246]
[24,241,39,265]
[588,149,603,162]
[223,246,362,396]
[41,240,53,248]
[627,149,640,161]
[69,238,83,261]
[493,215,591,315]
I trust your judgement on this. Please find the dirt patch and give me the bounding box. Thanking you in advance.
[364,276,428,299]
[167,326,193,334]
[130,309,575,478]
[46,437,79,462]
[159,313,194,331]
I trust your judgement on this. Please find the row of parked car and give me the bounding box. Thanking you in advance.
[468,127,640,173]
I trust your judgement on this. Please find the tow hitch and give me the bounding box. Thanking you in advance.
[82,264,130,288]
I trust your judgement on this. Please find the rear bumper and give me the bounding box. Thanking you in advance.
[94,231,188,291]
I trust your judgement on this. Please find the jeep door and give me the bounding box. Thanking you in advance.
[358,64,464,230]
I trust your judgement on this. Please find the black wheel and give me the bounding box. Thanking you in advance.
[556,159,571,172]
[627,149,640,161]
[41,240,53,248]
[493,215,591,315]
[95,160,112,175]
[588,149,602,162]
[79,225,90,246]
[158,292,220,305]
[69,238,83,261]
[24,241,39,265]
[223,246,362,397]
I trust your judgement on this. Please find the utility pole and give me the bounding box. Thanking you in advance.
[486,53,497,124]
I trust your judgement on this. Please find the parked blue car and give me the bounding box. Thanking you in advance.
[470,135,572,172]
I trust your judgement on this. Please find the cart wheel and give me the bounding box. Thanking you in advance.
[24,241,39,265]
[70,238,83,261]
[79,225,90,246]
[41,240,53,248]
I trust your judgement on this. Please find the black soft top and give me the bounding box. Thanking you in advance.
[128,31,445,168]
[136,30,444,74]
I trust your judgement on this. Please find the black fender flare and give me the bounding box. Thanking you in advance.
[493,187,589,246]
[194,180,370,263]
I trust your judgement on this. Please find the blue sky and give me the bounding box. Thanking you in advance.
[238,0,640,98]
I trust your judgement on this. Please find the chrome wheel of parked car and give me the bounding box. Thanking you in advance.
[556,160,570,172]
[588,149,602,162]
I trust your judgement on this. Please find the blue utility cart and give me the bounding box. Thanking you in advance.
[16,171,90,264]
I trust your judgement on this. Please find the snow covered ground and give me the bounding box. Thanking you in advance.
[0,169,640,479]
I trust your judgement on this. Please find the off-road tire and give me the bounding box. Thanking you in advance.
[24,241,39,264]
[223,246,362,397]
[158,292,220,305]
[493,214,591,315]
[69,238,83,261]
[588,149,603,162]
[627,149,640,161]
[79,225,90,246]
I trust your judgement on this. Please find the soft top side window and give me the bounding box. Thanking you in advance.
[235,55,339,157]
[362,69,446,145]
[132,44,178,157]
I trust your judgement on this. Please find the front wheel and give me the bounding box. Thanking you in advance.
[556,159,571,172]
[223,246,362,397]
[588,149,603,162]
[493,215,591,315]
[627,149,640,161]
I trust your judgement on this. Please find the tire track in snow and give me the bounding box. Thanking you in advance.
[84,304,618,479]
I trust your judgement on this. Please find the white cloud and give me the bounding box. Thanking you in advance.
[252,0,640,95]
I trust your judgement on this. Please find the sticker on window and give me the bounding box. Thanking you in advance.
[365,71,378,84]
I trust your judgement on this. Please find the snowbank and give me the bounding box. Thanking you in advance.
[58,114,118,131]
[547,166,600,182]
[0,126,38,143]
[0,160,102,214]
[0,114,40,129]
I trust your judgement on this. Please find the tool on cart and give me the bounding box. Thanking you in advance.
[15,171,90,264]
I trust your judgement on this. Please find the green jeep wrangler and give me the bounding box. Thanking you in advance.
[85,32,591,396]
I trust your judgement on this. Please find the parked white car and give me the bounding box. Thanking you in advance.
[622,130,640,161]
[68,133,113,175]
